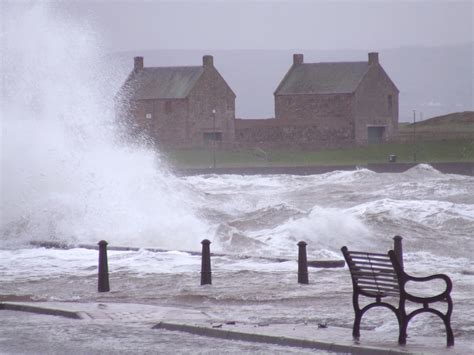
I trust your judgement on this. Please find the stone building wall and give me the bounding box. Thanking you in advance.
[266,93,355,148]
[354,62,399,143]
[187,57,235,148]
[275,93,354,127]
[126,98,190,148]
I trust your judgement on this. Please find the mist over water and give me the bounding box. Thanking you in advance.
[0,4,208,250]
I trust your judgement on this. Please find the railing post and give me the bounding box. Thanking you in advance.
[393,235,404,270]
[201,239,212,285]
[297,241,309,284]
[98,240,110,292]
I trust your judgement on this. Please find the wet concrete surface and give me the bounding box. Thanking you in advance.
[0,308,321,354]
[1,302,472,355]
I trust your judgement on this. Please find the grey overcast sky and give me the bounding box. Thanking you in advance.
[52,0,473,52]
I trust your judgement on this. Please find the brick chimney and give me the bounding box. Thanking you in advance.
[293,53,304,65]
[134,56,144,71]
[203,55,214,67]
[368,52,379,66]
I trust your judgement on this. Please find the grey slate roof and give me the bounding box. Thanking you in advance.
[125,66,204,100]
[275,62,370,95]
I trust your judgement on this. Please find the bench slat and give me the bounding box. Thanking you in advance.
[359,286,399,293]
[354,275,399,285]
[356,280,399,289]
[359,289,399,297]
[355,274,398,283]
[348,255,392,263]
[358,285,399,294]
[348,260,393,268]
[351,270,397,278]
[348,265,396,273]
[347,251,388,257]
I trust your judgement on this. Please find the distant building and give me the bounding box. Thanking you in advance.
[274,52,399,144]
[118,52,399,150]
[117,55,236,148]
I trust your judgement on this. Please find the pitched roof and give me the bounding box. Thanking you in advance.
[125,66,204,100]
[275,62,370,95]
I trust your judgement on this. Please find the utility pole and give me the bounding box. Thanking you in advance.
[413,110,417,163]
[212,109,216,169]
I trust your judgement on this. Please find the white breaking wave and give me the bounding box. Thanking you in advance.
[350,198,474,230]
[0,4,208,250]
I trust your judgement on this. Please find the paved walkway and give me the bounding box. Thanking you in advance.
[1,301,472,355]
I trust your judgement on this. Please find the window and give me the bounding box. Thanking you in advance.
[227,98,234,111]
[145,113,152,119]
[165,101,172,114]
[388,95,393,111]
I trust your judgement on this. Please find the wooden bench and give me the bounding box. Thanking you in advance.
[341,246,454,346]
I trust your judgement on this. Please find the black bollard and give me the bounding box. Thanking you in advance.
[393,235,404,270]
[98,240,110,292]
[297,241,309,284]
[201,239,212,285]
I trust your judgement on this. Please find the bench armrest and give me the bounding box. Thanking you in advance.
[405,273,452,286]
[388,250,453,303]
[403,272,452,303]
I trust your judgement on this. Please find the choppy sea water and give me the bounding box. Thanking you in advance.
[1,166,473,344]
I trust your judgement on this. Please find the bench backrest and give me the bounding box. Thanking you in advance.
[341,246,400,298]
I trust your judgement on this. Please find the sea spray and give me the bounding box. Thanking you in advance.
[0,3,208,249]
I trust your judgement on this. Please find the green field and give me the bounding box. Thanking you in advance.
[399,111,474,133]
[163,139,474,169]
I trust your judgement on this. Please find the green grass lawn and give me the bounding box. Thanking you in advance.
[399,122,474,133]
[163,139,474,169]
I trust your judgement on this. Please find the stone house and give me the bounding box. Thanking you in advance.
[117,55,236,148]
[272,52,399,144]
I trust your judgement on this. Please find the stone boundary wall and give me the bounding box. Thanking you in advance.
[234,118,355,149]
[234,118,474,149]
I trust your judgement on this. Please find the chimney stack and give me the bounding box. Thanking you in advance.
[293,53,304,65]
[368,52,379,66]
[134,56,144,71]
[203,55,214,67]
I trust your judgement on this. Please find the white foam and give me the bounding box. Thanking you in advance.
[350,198,474,230]
[1,4,208,250]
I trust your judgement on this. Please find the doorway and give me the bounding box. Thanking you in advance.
[367,126,385,144]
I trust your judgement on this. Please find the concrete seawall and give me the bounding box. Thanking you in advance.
[176,162,474,177]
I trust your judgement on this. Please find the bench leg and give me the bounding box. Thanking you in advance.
[445,298,455,346]
[445,318,454,346]
[352,293,361,339]
[398,317,407,345]
[352,292,364,339]
[352,312,361,339]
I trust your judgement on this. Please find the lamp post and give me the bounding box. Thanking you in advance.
[212,108,216,169]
